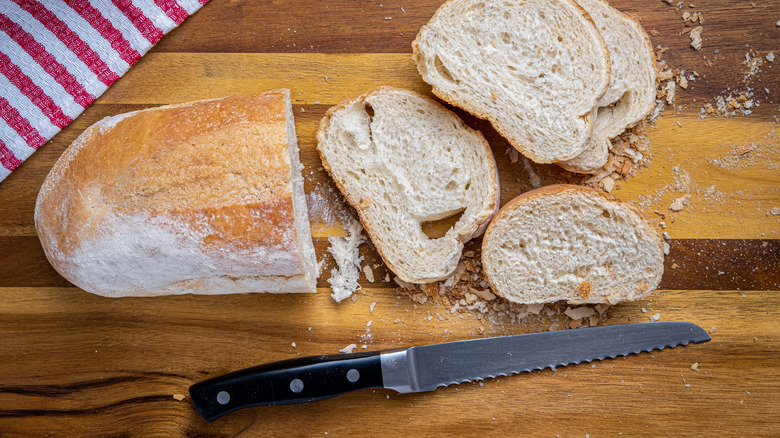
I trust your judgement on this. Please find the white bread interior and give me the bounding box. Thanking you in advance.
[481,184,664,304]
[412,0,611,164]
[317,87,499,284]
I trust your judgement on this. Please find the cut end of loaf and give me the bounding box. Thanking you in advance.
[35,90,318,297]
[481,184,664,305]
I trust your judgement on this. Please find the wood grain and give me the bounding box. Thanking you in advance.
[0,0,778,436]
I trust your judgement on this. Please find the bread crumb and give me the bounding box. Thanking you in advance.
[678,75,688,89]
[526,303,544,315]
[650,29,660,36]
[363,265,375,283]
[710,327,717,334]
[650,312,661,322]
[691,362,699,371]
[340,343,357,354]
[410,292,428,304]
[689,26,703,50]
[472,288,496,301]
[669,194,691,211]
[328,218,367,303]
[601,176,615,193]
[594,304,610,314]
[735,142,755,155]
[522,157,542,188]
[663,242,670,255]
[370,302,376,313]
[766,53,775,63]
[291,342,296,348]
[770,207,780,216]
[173,393,185,401]
[564,306,597,320]
[664,80,677,104]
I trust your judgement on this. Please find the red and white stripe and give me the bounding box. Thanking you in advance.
[0,0,209,182]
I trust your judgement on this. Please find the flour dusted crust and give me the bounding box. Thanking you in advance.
[35,91,318,297]
[481,184,664,305]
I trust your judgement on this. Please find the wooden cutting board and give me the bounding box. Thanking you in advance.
[1,0,778,435]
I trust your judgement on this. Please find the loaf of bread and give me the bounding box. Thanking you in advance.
[412,0,611,164]
[35,90,319,297]
[481,185,664,304]
[559,0,658,173]
[316,87,499,284]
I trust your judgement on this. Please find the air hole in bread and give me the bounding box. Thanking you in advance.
[557,35,563,42]
[501,32,511,44]
[434,55,455,83]
[364,102,375,119]
[421,208,465,239]
[601,209,610,218]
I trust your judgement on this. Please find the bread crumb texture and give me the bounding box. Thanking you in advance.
[482,185,664,305]
[317,87,498,284]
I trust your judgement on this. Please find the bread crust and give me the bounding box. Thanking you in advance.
[35,90,317,296]
[412,0,611,163]
[482,184,664,304]
[316,86,500,283]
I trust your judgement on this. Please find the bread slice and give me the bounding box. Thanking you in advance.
[316,87,499,284]
[412,0,611,163]
[559,0,658,174]
[481,185,664,304]
[35,90,319,297]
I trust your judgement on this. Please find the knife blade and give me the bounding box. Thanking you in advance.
[189,321,709,421]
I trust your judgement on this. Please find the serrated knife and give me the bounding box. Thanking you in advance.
[189,321,709,421]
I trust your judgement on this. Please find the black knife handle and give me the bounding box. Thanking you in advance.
[189,351,384,422]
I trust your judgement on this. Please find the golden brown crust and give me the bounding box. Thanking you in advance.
[316,86,500,283]
[35,90,310,296]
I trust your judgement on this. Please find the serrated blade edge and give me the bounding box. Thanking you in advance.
[381,321,710,394]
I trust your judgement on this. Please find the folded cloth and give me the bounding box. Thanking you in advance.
[0,0,210,183]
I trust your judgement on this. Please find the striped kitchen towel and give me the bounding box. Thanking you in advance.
[0,0,210,183]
